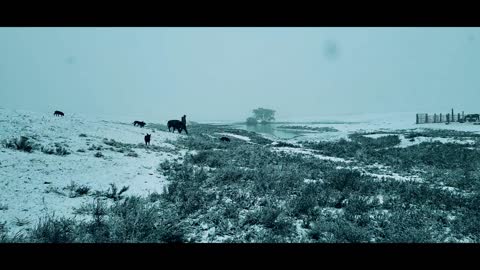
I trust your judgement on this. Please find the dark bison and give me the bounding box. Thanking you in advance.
[133,121,146,127]
[144,133,151,146]
[464,114,480,122]
[167,120,188,134]
[220,136,230,142]
[53,110,64,117]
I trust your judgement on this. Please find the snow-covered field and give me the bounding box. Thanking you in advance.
[0,108,185,235]
[2,108,479,241]
[280,112,480,142]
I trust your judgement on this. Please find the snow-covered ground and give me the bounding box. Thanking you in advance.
[2,108,479,238]
[281,111,480,142]
[0,108,185,235]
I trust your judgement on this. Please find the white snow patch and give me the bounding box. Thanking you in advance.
[303,178,324,184]
[215,132,251,142]
[335,165,423,182]
[365,172,423,182]
[363,133,398,139]
[273,147,351,163]
[397,135,475,148]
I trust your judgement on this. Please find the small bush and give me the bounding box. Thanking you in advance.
[379,210,433,243]
[104,183,129,201]
[108,196,160,242]
[15,217,30,227]
[223,202,240,219]
[66,181,91,198]
[79,133,87,137]
[3,136,35,152]
[309,216,371,243]
[41,146,55,155]
[158,160,183,175]
[94,152,104,158]
[148,192,162,202]
[273,141,300,148]
[326,169,363,193]
[29,214,77,243]
[103,138,132,149]
[41,143,70,156]
[186,150,227,168]
[88,145,103,151]
[44,186,67,196]
[293,184,322,217]
[0,221,8,242]
[55,145,70,156]
[74,198,108,217]
[125,151,139,157]
[344,195,374,218]
[213,165,245,183]
[77,148,86,153]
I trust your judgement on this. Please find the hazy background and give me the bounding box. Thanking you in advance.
[1,27,479,122]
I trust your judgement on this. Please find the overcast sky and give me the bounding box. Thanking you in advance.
[1,27,479,122]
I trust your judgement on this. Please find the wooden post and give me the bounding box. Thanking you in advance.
[440,113,443,122]
[452,108,454,121]
[447,113,450,123]
[458,113,460,122]
[434,113,437,123]
[416,114,419,124]
[425,113,429,123]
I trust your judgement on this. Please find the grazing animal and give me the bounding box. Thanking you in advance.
[144,133,151,146]
[220,136,231,142]
[464,114,480,122]
[167,120,188,134]
[53,110,64,117]
[181,115,186,125]
[133,121,146,128]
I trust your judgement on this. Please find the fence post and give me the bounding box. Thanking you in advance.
[440,113,443,122]
[458,113,460,122]
[447,113,450,123]
[416,114,419,124]
[425,113,429,123]
[434,113,437,123]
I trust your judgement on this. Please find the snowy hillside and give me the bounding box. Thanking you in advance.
[0,108,186,235]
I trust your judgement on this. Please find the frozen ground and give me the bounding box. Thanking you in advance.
[0,108,185,235]
[279,112,480,142]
